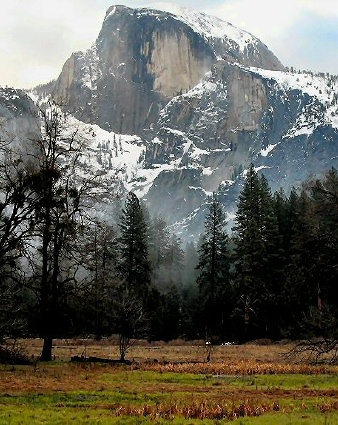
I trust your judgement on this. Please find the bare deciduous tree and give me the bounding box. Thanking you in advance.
[26,102,95,361]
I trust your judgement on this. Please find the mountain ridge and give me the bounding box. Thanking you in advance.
[48,4,283,135]
[3,4,338,242]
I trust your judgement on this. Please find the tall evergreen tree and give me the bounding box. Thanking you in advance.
[113,192,152,354]
[310,168,338,308]
[196,194,230,341]
[149,215,171,291]
[294,168,338,340]
[166,234,185,289]
[232,165,284,340]
[287,189,319,326]
[272,187,299,336]
[232,165,265,296]
[117,191,151,295]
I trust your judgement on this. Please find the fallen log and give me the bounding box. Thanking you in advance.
[70,355,132,364]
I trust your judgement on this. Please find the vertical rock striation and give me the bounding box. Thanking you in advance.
[50,5,283,135]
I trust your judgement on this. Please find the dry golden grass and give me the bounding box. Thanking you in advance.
[143,360,338,375]
[13,337,295,364]
[1,341,338,424]
[0,363,114,393]
[110,399,281,420]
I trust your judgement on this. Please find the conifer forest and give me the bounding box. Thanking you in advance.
[1,107,338,361]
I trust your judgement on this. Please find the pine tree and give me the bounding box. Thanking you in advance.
[272,187,298,336]
[117,191,151,295]
[80,221,118,339]
[232,165,284,340]
[305,169,338,320]
[289,190,318,315]
[196,194,230,341]
[258,175,285,338]
[166,234,185,288]
[148,215,171,291]
[113,192,151,356]
[232,165,265,298]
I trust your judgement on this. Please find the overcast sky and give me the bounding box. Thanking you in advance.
[1,0,338,89]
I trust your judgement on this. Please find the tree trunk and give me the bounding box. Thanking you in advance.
[40,336,53,361]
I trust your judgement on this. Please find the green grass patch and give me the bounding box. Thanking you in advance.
[0,400,337,424]
[100,370,208,385]
[233,411,338,425]
[210,373,338,390]
[1,365,338,423]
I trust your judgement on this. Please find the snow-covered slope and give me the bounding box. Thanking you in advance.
[42,4,283,136]
[24,5,338,242]
[0,88,40,153]
[135,64,338,239]
[138,2,257,52]
[46,64,338,241]
[248,67,338,133]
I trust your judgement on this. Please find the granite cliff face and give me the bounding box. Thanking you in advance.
[0,88,39,153]
[142,63,338,238]
[24,5,338,241]
[50,5,283,135]
[142,61,270,223]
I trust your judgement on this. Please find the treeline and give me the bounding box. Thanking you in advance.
[0,105,198,360]
[1,105,337,361]
[199,165,338,344]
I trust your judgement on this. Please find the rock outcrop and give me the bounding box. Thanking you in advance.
[26,5,338,242]
[0,88,40,153]
[50,5,283,135]
[141,63,338,238]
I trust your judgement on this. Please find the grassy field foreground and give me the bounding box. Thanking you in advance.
[0,340,338,424]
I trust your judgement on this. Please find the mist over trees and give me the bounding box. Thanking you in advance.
[196,195,230,341]
[1,106,338,359]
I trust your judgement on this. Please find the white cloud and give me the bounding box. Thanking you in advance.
[303,0,338,17]
[0,0,108,88]
[203,0,308,43]
[203,0,338,73]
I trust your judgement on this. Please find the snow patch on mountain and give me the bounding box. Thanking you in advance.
[251,67,338,105]
[104,6,117,21]
[59,116,146,188]
[62,117,192,201]
[246,66,338,135]
[260,144,277,157]
[79,44,101,91]
[128,163,175,198]
[148,2,257,52]
[159,74,228,138]
[202,167,213,176]
[160,78,223,119]
[0,88,20,101]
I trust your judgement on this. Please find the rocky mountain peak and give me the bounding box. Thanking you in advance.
[24,5,338,243]
[48,4,284,136]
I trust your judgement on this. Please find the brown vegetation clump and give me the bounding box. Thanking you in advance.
[0,343,32,365]
[12,338,294,363]
[111,399,281,420]
[317,400,338,413]
[141,360,338,375]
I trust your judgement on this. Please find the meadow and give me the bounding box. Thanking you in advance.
[0,339,338,424]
